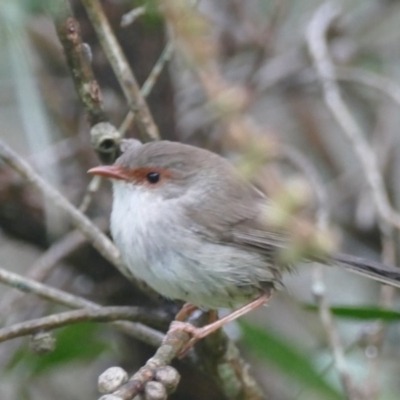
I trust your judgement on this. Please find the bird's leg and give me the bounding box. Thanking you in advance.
[175,303,198,321]
[169,293,271,357]
[208,309,218,324]
[175,304,216,323]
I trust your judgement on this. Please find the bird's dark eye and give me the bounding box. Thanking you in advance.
[146,172,160,184]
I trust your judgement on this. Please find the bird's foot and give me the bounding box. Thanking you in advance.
[169,293,272,358]
[174,303,198,321]
[168,321,211,358]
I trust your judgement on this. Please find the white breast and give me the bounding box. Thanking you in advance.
[111,181,203,301]
[110,181,271,309]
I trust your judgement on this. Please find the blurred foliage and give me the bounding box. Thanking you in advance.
[6,323,112,376]
[130,0,164,28]
[241,321,343,400]
[305,304,400,321]
[19,0,47,14]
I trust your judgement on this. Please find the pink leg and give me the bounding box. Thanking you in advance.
[175,303,198,321]
[169,293,272,357]
[208,309,218,324]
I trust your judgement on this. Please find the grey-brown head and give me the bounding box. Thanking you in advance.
[88,140,256,203]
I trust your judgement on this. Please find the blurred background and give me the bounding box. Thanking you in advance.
[1,0,400,399]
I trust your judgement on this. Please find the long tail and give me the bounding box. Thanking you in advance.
[332,253,400,289]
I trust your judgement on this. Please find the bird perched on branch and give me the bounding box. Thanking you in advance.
[89,140,400,354]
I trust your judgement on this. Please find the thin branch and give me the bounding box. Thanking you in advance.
[0,140,135,280]
[306,2,400,231]
[120,6,147,28]
[280,145,355,398]
[0,307,165,343]
[80,0,160,142]
[47,0,122,166]
[105,322,265,400]
[107,328,191,400]
[105,317,265,400]
[119,42,174,136]
[306,5,360,399]
[280,145,328,226]
[0,267,196,399]
[0,222,106,321]
[325,56,400,400]
[0,266,163,348]
[312,286,357,399]
[81,41,174,211]
[78,174,102,213]
[50,1,107,127]
[335,66,400,109]
[141,42,174,98]
[196,325,265,400]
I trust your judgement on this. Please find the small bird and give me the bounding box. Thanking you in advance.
[89,140,400,351]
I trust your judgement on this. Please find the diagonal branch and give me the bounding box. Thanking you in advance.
[0,222,106,323]
[306,2,400,231]
[119,42,174,136]
[50,0,107,127]
[0,140,135,280]
[0,266,164,348]
[0,306,166,343]
[305,5,362,399]
[80,0,160,142]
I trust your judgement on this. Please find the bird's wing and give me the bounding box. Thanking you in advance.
[185,181,288,258]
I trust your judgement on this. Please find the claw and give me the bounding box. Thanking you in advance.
[168,321,203,357]
[167,294,272,358]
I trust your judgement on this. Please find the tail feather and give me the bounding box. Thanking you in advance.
[332,254,400,289]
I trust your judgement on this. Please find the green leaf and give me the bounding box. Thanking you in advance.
[304,304,400,321]
[7,323,111,376]
[240,322,343,400]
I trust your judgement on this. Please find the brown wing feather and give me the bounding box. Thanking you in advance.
[185,175,286,259]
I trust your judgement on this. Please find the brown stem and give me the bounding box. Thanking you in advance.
[80,0,160,142]
[0,306,167,343]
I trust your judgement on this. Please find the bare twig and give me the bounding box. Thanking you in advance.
[120,6,147,28]
[280,145,328,226]
[0,141,162,346]
[80,0,160,142]
[119,42,174,136]
[281,145,356,398]
[312,284,357,399]
[0,140,134,280]
[362,231,396,399]
[0,307,165,343]
[162,0,280,183]
[107,328,190,400]
[49,0,123,167]
[78,174,102,213]
[305,5,361,399]
[306,2,400,231]
[0,266,164,347]
[105,317,265,400]
[81,42,174,211]
[328,64,400,367]
[335,66,400,109]
[142,42,174,98]
[0,222,106,320]
[197,326,265,400]
[50,1,107,127]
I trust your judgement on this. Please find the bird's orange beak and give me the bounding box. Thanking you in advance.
[87,165,129,181]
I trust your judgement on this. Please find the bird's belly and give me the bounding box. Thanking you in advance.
[128,253,259,309]
[110,185,272,309]
[114,228,267,309]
